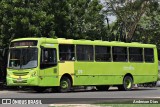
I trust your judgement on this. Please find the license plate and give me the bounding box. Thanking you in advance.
[17,76,22,82]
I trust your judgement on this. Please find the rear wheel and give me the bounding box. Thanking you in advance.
[59,77,71,93]
[118,76,133,91]
[96,85,109,91]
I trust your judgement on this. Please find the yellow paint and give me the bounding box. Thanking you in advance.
[11,75,30,79]
[57,39,73,44]
[59,62,74,79]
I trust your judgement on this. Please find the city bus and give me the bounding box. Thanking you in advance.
[7,38,158,92]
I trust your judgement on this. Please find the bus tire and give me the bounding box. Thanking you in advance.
[33,87,46,93]
[59,77,71,93]
[118,76,133,91]
[96,85,109,91]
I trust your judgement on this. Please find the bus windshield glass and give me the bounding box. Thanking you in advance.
[8,48,38,69]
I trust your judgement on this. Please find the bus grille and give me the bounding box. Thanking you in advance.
[13,80,27,83]
[13,72,29,76]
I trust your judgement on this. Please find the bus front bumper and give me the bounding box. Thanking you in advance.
[7,77,39,86]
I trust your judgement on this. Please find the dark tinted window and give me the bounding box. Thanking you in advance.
[40,48,57,69]
[95,46,111,61]
[144,48,154,63]
[76,45,93,61]
[113,47,127,62]
[59,44,75,61]
[129,47,143,62]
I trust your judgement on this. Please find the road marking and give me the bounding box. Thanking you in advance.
[0,90,14,94]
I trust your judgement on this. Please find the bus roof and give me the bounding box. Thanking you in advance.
[11,37,156,48]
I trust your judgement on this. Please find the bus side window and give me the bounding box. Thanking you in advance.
[129,47,143,62]
[112,47,127,62]
[95,46,111,62]
[59,44,75,61]
[144,48,154,63]
[76,45,94,61]
[40,48,57,69]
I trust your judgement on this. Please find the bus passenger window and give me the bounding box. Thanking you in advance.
[95,46,111,62]
[40,48,57,69]
[144,48,154,63]
[76,45,93,61]
[129,47,143,62]
[59,44,75,61]
[112,47,127,62]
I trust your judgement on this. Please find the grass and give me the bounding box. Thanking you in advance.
[96,104,160,107]
[50,99,160,107]
[49,104,160,107]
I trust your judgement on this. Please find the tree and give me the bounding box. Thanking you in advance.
[0,0,108,48]
[105,0,156,42]
[0,0,55,47]
[134,1,160,46]
[47,0,107,40]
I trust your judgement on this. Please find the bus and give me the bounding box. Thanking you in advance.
[7,38,158,92]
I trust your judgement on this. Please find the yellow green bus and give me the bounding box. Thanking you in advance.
[7,38,158,92]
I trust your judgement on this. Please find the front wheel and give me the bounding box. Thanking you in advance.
[59,77,71,93]
[118,76,133,91]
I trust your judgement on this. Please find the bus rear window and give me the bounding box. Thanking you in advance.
[10,40,37,47]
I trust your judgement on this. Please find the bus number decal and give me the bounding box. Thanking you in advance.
[78,70,83,74]
[123,66,135,71]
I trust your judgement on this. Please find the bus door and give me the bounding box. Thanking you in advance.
[39,47,57,86]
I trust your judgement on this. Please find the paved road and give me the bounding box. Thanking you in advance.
[0,87,160,98]
[0,87,160,107]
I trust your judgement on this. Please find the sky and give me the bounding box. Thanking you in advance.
[100,0,117,23]
[108,15,117,23]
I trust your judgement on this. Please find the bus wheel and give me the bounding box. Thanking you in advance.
[96,85,109,91]
[33,87,46,93]
[59,77,71,93]
[118,76,133,91]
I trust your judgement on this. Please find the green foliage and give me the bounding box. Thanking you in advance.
[135,3,160,47]
[1,0,160,51]
[0,0,56,47]
[105,0,158,42]
[0,0,107,48]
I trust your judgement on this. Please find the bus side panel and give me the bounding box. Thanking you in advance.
[73,62,158,86]
[58,61,74,84]
[74,62,124,85]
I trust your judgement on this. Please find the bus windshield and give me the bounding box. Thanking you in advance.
[8,48,38,69]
